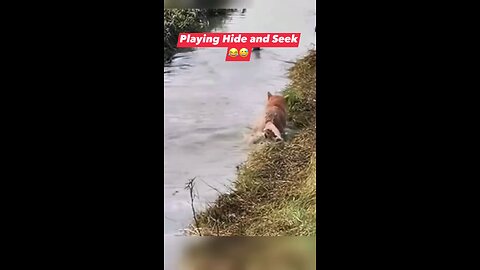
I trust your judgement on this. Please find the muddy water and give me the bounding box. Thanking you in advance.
[164,0,315,267]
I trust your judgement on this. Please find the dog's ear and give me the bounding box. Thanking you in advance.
[267,92,272,100]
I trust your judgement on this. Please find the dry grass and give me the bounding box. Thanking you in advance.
[190,50,317,236]
[284,49,317,128]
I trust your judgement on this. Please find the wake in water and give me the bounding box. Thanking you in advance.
[244,112,296,145]
[244,106,298,146]
[244,110,267,145]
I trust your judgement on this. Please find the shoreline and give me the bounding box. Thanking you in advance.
[190,49,317,236]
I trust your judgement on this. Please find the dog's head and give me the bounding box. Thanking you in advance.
[267,92,287,108]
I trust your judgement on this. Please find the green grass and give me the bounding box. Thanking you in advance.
[190,50,317,236]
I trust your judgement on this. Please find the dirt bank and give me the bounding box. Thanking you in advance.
[190,49,317,236]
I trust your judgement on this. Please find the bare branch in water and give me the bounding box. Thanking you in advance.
[185,177,202,236]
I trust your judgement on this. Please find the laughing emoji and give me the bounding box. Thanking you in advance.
[228,48,238,57]
[239,48,249,57]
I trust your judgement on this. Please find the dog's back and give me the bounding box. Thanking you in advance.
[265,92,287,133]
[265,106,287,134]
[246,92,288,144]
[263,92,288,141]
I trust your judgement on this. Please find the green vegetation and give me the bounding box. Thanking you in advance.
[191,50,317,236]
[164,9,234,63]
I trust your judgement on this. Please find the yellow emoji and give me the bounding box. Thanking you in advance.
[229,48,238,57]
[239,48,249,57]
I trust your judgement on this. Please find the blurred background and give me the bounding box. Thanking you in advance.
[176,237,316,270]
[165,0,253,8]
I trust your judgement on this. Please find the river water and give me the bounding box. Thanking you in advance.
[164,0,315,268]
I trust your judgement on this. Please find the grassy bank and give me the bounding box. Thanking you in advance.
[191,50,317,236]
[164,9,234,63]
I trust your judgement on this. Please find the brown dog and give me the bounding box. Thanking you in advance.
[263,92,287,141]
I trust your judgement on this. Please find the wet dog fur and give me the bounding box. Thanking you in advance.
[263,92,287,141]
[245,92,288,144]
